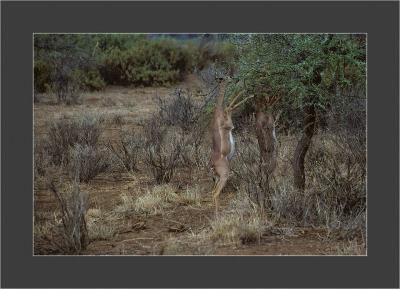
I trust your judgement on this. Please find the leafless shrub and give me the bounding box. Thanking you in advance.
[46,114,103,166]
[231,127,365,236]
[180,120,210,172]
[69,144,110,183]
[263,132,366,235]
[305,134,366,226]
[156,89,200,131]
[34,137,52,179]
[143,116,184,184]
[107,129,143,172]
[49,179,89,254]
[153,87,215,175]
[270,182,308,223]
[231,133,270,208]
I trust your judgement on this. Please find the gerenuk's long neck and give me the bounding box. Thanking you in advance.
[216,82,226,107]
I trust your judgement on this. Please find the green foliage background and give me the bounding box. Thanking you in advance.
[34,34,235,92]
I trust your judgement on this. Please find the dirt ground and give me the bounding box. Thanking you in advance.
[33,78,366,256]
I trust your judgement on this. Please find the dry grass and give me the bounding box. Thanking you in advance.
[208,213,264,245]
[206,193,267,245]
[333,240,366,255]
[86,208,118,241]
[114,184,201,216]
[129,185,176,215]
[34,79,366,256]
[160,236,216,255]
[179,185,202,206]
[34,219,54,240]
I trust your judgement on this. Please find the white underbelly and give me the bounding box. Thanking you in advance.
[227,131,235,160]
[272,126,277,142]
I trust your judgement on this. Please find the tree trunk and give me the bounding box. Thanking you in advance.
[292,103,316,191]
[255,110,277,211]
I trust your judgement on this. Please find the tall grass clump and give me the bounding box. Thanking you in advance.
[114,184,179,216]
[86,208,117,241]
[208,193,265,245]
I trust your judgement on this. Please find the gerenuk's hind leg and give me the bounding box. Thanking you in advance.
[213,172,228,214]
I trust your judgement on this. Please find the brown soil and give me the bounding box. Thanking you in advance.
[34,80,365,256]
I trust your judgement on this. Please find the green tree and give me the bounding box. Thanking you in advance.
[236,34,366,192]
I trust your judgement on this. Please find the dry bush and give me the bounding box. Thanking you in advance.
[48,179,89,254]
[180,119,210,172]
[155,88,212,169]
[230,132,270,207]
[68,144,110,183]
[143,117,184,184]
[46,114,103,166]
[270,177,366,241]
[86,208,117,241]
[156,89,204,131]
[34,137,52,180]
[107,129,143,173]
[204,193,266,245]
[270,182,308,223]
[304,134,366,232]
[231,128,365,240]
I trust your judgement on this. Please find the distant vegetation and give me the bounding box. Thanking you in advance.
[34,34,235,102]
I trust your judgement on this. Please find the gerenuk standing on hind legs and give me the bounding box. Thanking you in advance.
[210,78,253,214]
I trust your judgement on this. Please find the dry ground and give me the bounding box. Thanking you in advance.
[34,78,366,256]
